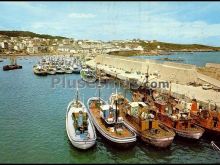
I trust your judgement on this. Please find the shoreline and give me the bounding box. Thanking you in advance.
[108,50,220,57]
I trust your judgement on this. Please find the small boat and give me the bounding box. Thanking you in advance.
[0,59,3,62]
[47,67,56,75]
[66,86,96,150]
[72,64,81,74]
[65,66,73,74]
[80,68,97,83]
[110,93,175,148]
[87,97,137,149]
[56,66,65,74]
[3,57,22,71]
[3,64,22,71]
[211,141,220,152]
[33,65,47,76]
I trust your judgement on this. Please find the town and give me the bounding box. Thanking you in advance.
[0,34,148,57]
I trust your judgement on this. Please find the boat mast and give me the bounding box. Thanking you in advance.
[115,88,118,124]
[98,77,101,103]
[76,81,79,108]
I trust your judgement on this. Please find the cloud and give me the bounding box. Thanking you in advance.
[68,13,96,18]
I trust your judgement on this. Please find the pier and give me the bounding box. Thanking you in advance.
[86,55,220,107]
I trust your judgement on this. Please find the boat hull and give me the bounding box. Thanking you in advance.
[66,100,96,150]
[124,121,174,148]
[3,65,22,71]
[87,97,136,149]
[160,122,204,140]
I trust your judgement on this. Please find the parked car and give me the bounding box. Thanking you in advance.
[202,84,213,90]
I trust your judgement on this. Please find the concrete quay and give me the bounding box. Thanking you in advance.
[86,55,220,107]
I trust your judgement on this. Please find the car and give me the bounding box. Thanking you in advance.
[202,84,213,90]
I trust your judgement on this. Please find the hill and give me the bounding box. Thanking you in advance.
[0,30,68,39]
[108,40,220,56]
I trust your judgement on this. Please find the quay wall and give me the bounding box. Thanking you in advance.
[95,55,198,84]
[205,63,220,69]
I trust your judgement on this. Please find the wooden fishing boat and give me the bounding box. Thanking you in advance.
[66,88,96,150]
[3,57,22,71]
[80,68,97,83]
[132,78,205,140]
[3,64,22,71]
[87,96,137,149]
[152,92,205,140]
[211,141,220,152]
[110,93,175,148]
[190,99,220,136]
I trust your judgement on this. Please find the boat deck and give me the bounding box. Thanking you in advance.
[89,101,134,139]
[120,106,174,138]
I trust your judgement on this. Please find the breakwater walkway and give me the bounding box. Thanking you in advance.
[86,55,220,107]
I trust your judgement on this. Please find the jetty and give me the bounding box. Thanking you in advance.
[86,55,220,107]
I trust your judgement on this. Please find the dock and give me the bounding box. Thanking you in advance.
[86,55,220,107]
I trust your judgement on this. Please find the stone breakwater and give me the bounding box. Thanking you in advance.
[86,55,220,107]
[93,55,198,84]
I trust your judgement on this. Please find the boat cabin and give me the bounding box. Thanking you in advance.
[71,108,88,135]
[100,104,123,125]
[125,102,159,131]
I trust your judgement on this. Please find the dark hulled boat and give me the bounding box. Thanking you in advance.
[3,57,22,71]
[3,64,22,71]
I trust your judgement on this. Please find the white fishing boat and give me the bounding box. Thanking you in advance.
[72,64,81,74]
[47,67,56,75]
[56,66,65,74]
[66,87,96,150]
[65,66,74,74]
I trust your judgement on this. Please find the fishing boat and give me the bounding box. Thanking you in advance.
[3,57,22,71]
[47,67,56,75]
[0,59,3,62]
[110,92,175,148]
[72,64,81,74]
[211,141,220,152]
[33,65,47,76]
[87,97,137,148]
[56,66,65,74]
[66,86,96,150]
[152,91,205,140]
[64,66,73,74]
[87,82,136,149]
[190,99,220,136]
[80,68,97,83]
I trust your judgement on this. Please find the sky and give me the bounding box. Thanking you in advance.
[1,1,220,46]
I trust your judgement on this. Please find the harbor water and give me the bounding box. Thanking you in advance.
[131,52,220,67]
[0,55,219,163]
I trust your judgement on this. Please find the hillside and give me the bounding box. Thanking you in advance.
[139,41,220,51]
[108,40,220,56]
[0,31,68,39]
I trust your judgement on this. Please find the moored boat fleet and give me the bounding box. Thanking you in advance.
[33,56,82,76]
[66,80,220,151]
